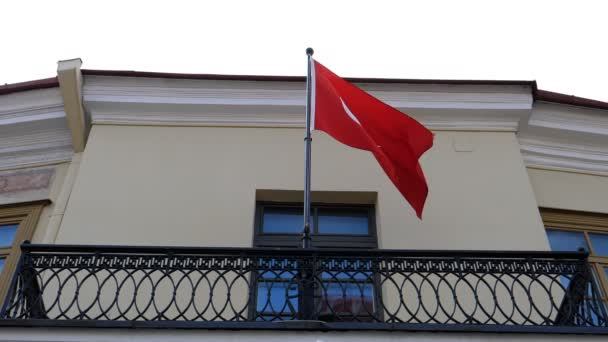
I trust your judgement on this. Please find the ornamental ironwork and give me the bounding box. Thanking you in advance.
[1,243,606,332]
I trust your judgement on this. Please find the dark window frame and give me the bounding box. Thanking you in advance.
[250,201,381,321]
[253,201,378,249]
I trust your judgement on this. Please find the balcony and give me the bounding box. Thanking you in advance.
[0,242,607,334]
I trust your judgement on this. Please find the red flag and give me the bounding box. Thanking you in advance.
[311,60,434,218]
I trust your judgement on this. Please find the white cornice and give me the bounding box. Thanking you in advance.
[89,105,528,132]
[0,146,73,171]
[529,102,608,136]
[83,75,533,131]
[79,73,608,174]
[0,108,65,125]
[519,102,608,174]
[0,88,73,170]
[520,137,608,174]
[0,88,63,112]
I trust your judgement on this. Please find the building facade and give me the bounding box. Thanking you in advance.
[0,58,607,341]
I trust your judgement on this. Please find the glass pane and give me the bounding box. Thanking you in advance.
[0,224,18,247]
[584,268,607,326]
[559,268,602,294]
[317,208,369,235]
[262,207,305,234]
[0,258,5,273]
[604,267,608,281]
[556,267,606,327]
[256,281,298,314]
[546,229,589,252]
[322,271,372,281]
[261,269,298,280]
[319,282,374,315]
[589,233,608,256]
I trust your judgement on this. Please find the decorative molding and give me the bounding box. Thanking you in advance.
[540,208,608,230]
[0,109,65,126]
[518,102,608,174]
[519,102,608,174]
[0,145,73,171]
[0,165,57,205]
[520,138,608,174]
[529,102,608,136]
[90,106,529,132]
[0,168,54,195]
[83,75,533,131]
[78,73,608,174]
[6,69,608,178]
[0,88,73,170]
[0,88,63,116]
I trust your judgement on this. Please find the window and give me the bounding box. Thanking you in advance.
[542,208,608,310]
[254,202,377,248]
[253,202,378,321]
[0,202,46,306]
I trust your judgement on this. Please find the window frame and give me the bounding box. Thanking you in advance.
[0,201,47,307]
[541,208,608,305]
[253,201,378,249]
[251,201,380,321]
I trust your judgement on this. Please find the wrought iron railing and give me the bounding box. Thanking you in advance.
[1,242,607,333]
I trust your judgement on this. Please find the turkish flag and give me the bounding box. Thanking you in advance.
[311,60,434,218]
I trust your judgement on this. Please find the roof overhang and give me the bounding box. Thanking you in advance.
[0,86,73,170]
[2,66,608,174]
[82,73,534,132]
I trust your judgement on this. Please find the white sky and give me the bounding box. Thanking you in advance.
[3,0,607,101]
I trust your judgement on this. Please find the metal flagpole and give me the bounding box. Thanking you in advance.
[302,47,314,249]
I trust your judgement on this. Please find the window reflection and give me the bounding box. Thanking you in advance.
[262,208,304,234]
[546,229,589,252]
[589,233,608,256]
[0,224,18,248]
[318,208,369,235]
[319,271,375,321]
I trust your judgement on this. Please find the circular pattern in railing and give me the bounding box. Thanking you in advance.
[2,250,606,327]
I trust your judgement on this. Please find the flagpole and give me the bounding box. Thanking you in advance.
[302,47,314,249]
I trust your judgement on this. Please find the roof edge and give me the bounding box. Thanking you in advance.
[534,89,608,111]
[81,69,537,87]
[0,77,59,96]
[81,69,608,110]
[3,69,608,111]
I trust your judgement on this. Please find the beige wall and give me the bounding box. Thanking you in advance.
[30,162,70,243]
[31,154,83,243]
[527,167,608,214]
[57,125,548,251]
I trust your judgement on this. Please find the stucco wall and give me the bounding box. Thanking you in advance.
[57,125,548,251]
[31,162,71,243]
[527,168,608,214]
